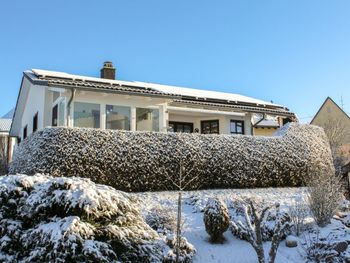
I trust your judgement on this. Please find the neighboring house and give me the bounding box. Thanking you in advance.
[10,62,296,141]
[0,110,15,165]
[311,97,350,158]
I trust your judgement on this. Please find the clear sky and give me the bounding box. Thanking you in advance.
[1,1,350,122]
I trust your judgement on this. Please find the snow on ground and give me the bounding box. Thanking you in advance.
[135,188,348,263]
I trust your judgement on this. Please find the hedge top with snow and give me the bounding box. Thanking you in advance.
[10,123,333,192]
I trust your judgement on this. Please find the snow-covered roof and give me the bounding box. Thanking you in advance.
[0,118,12,132]
[29,69,285,108]
[255,120,280,127]
[252,114,280,127]
[133,81,279,107]
[28,69,175,97]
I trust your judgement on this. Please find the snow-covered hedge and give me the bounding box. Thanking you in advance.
[0,174,164,262]
[10,123,333,192]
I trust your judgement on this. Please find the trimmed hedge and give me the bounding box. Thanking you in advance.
[10,123,334,192]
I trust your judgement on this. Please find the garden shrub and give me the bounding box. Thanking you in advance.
[10,123,334,192]
[0,174,163,263]
[203,198,230,242]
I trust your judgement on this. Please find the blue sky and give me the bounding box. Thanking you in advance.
[1,1,350,122]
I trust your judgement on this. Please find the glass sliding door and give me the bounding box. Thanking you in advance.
[106,105,131,130]
[73,102,100,128]
[136,108,159,131]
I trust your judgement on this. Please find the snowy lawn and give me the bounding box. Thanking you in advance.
[1,175,349,262]
[135,188,350,263]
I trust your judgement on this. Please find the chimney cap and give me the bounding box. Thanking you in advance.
[103,61,115,68]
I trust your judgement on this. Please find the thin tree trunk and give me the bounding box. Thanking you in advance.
[176,191,182,263]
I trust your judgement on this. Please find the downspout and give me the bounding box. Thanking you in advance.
[66,87,76,127]
[252,113,266,136]
[253,113,267,127]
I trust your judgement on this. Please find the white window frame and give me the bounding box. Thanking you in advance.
[53,96,66,127]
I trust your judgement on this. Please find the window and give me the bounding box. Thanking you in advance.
[136,108,159,131]
[106,105,131,130]
[230,120,244,135]
[52,104,58,127]
[58,100,65,126]
[23,125,27,140]
[74,102,100,128]
[33,112,38,132]
[201,120,219,134]
[169,122,193,133]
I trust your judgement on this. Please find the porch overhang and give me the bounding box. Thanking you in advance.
[169,99,296,119]
[167,106,246,117]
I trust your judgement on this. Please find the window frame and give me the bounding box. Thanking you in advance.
[105,104,131,130]
[33,112,38,133]
[136,107,160,132]
[52,104,58,127]
[23,125,28,140]
[73,101,101,128]
[169,121,194,133]
[200,120,220,134]
[230,120,245,135]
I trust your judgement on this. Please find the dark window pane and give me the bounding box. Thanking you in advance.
[52,105,58,127]
[169,122,193,133]
[23,126,27,139]
[33,113,38,132]
[201,120,219,134]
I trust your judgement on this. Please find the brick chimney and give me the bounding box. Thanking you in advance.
[100,61,116,80]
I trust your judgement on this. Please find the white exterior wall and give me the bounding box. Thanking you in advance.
[19,82,49,140]
[16,82,259,138]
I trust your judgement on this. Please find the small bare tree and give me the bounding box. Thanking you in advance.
[231,199,290,263]
[289,197,309,236]
[321,118,347,172]
[322,118,346,152]
[161,136,204,262]
[307,169,342,227]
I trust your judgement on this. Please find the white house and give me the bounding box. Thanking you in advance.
[10,62,296,142]
[0,109,16,164]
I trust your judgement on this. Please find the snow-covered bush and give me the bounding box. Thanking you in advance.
[261,210,292,241]
[10,123,333,192]
[307,169,343,227]
[145,206,177,235]
[163,235,196,263]
[230,199,291,263]
[203,198,230,242]
[230,199,292,242]
[0,174,164,262]
[302,231,348,263]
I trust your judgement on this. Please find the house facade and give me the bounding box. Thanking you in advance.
[0,110,16,167]
[10,62,296,141]
[311,97,350,165]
